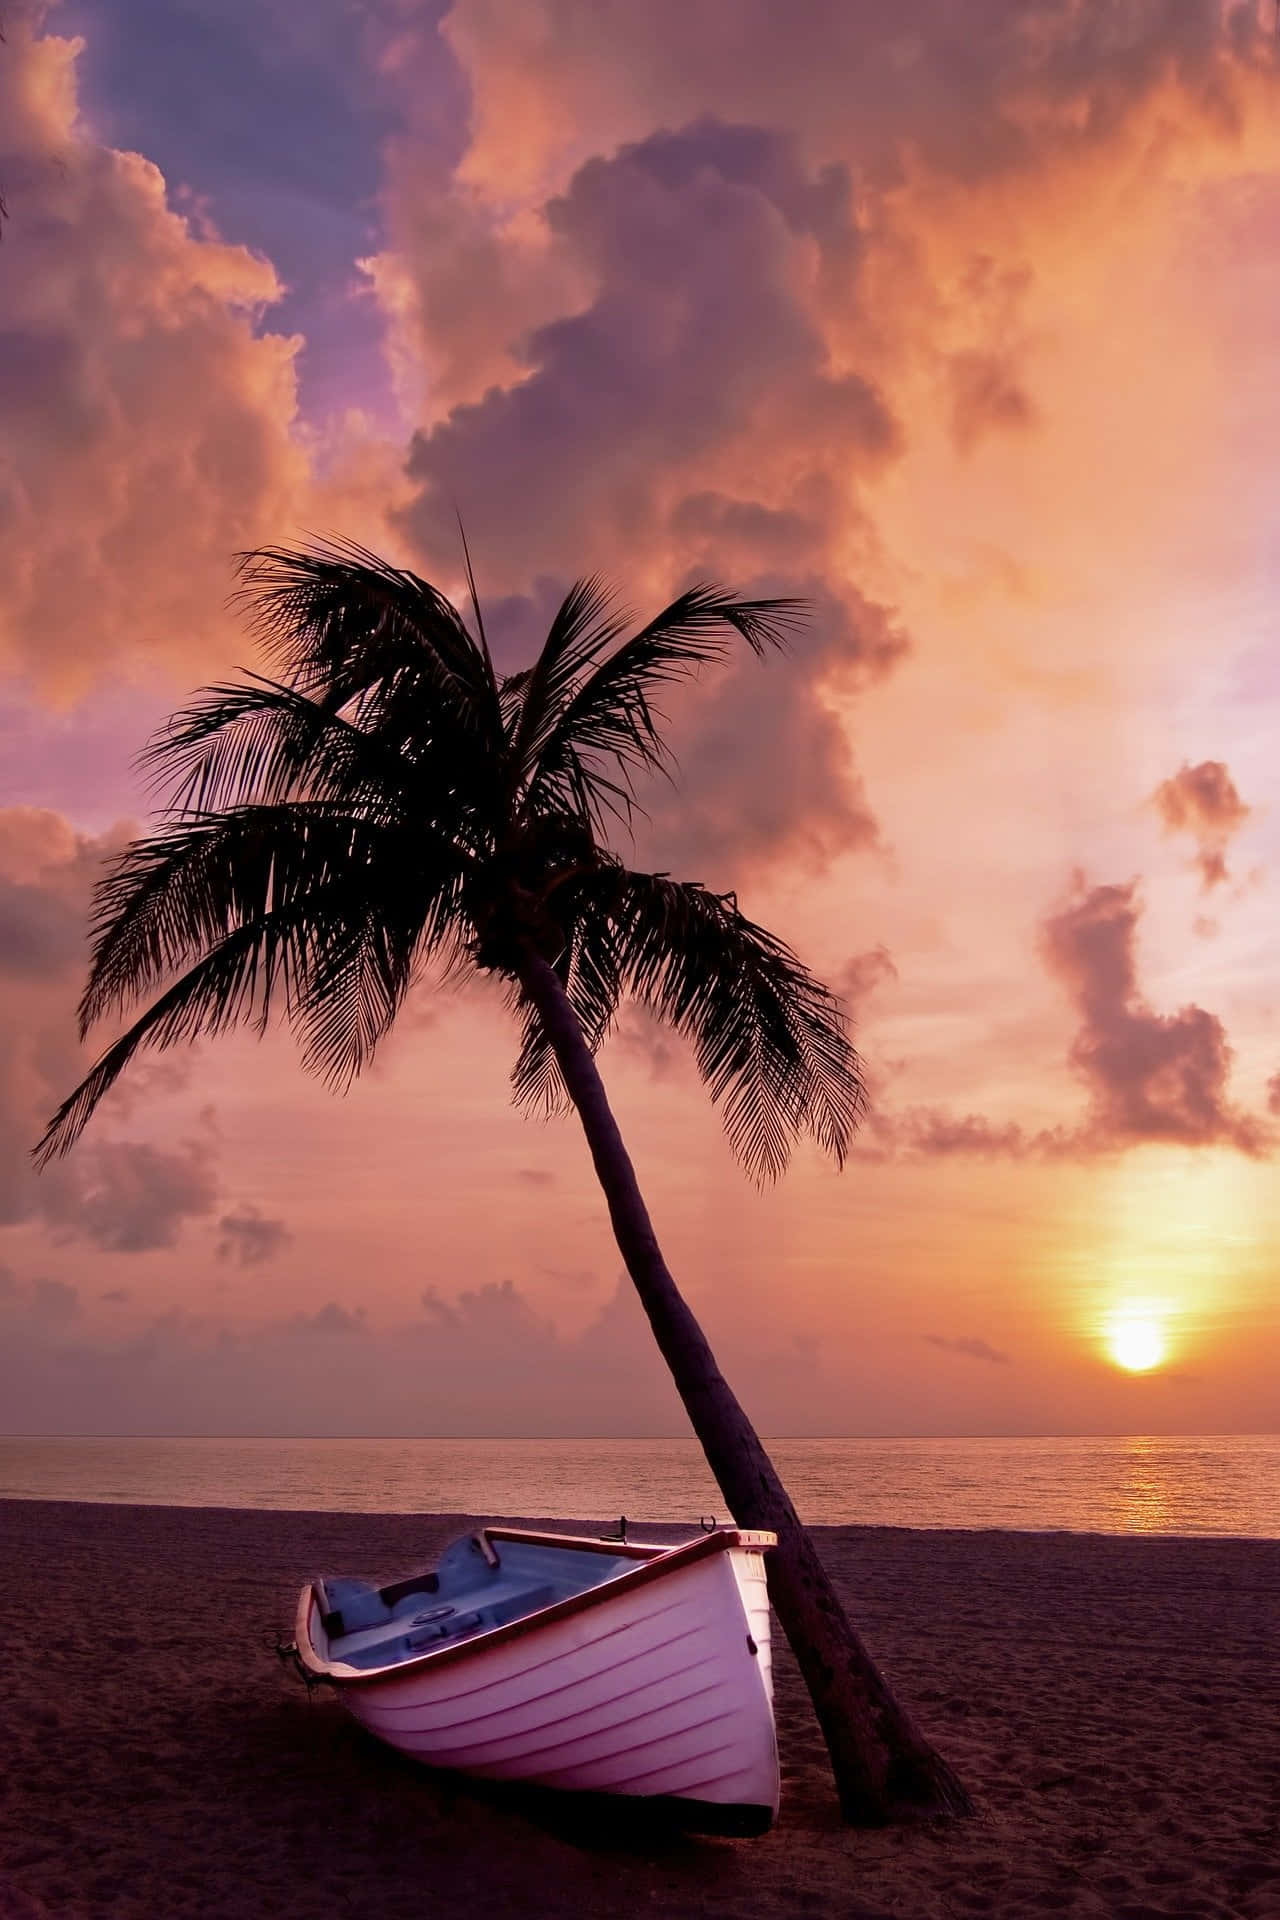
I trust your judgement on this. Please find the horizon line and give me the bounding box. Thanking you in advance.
[2,1430,1277,1444]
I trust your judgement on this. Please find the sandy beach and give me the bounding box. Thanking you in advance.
[3,1500,1278,1920]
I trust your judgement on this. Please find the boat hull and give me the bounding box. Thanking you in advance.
[297,1532,778,1827]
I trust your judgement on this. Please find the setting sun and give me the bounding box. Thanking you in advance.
[1107,1318,1167,1373]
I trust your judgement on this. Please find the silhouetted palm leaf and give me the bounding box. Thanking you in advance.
[237,541,502,751]
[510,862,861,1181]
[523,584,806,828]
[35,799,468,1162]
[142,677,416,817]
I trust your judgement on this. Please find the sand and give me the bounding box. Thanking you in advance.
[2,1500,1278,1920]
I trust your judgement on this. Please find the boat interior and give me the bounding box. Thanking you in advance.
[314,1531,643,1671]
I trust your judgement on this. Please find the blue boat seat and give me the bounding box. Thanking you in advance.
[316,1576,392,1638]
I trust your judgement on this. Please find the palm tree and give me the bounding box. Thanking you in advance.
[36,540,970,1824]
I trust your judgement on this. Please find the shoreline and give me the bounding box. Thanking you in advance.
[5,1500,1279,1917]
[4,1433,1277,1539]
[4,1492,1277,1547]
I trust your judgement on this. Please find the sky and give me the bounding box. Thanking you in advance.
[2,0,1280,1439]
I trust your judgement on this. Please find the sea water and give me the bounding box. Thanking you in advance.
[1,1432,1277,1536]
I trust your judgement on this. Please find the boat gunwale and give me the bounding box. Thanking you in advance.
[295,1525,775,1690]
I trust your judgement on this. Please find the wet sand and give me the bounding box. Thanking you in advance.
[3,1499,1278,1919]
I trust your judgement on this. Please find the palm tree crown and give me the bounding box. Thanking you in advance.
[36,541,864,1176]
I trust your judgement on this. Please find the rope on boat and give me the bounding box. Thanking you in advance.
[272,1633,327,1700]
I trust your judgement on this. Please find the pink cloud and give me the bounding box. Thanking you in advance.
[838,946,898,1008]
[1040,877,1268,1155]
[1152,760,1251,891]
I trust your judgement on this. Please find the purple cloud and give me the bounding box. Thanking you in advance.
[215,1207,291,1269]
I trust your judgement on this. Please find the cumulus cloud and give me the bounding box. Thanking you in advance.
[0,8,412,705]
[39,1138,219,1254]
[0,8,319,693]
[1040,877,1267,1155]
[438,0,1266,204]
[385,118,909,883]
[637,585,900,883]
[1152,760,1251,891]
[215,1206,291,1268]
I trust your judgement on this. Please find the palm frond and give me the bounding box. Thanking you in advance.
[455,514,499,699]
[37,801,469,1161]
[506,579,629,789]
[234,541,502,756]
[77,803,425,1034]
[552,866,863,1182]
[297,866,467,1089]
[36,904,314,1165]
[523,585,807,829]
[141,676,419,819]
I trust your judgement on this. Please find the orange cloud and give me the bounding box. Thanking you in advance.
[0,16,309,693]
[0,11,409,699]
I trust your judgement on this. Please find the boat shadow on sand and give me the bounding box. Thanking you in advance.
[283,1689,765,1858]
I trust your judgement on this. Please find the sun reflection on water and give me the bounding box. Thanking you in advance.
[1107,1436,1171,1534]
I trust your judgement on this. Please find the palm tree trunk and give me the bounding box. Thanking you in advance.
[517,951,972,1825]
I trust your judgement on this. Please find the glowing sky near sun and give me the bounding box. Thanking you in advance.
[2,0,1279,1436]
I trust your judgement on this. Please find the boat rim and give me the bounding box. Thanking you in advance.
[294,1525,776,1690]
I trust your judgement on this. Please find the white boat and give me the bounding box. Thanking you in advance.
[292,1524,779,1832]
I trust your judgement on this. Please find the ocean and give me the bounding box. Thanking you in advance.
[1,1432,1277,1536]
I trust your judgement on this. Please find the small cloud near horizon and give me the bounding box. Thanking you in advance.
[924,1334,1011,1365]
[215,1206,291,1268]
